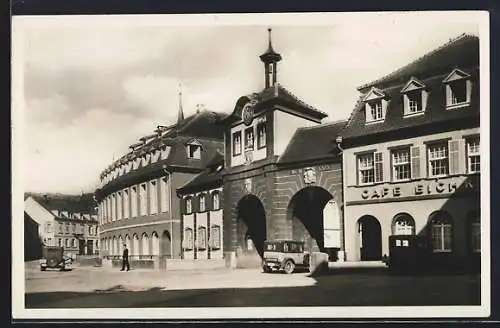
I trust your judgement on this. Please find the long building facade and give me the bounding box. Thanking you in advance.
[97,30,481,270]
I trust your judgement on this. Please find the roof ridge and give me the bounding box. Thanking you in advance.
[297,119,347,131]
[357,33,478,91]
[276,83,328,116]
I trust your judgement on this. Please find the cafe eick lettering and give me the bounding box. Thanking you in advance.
[361,180,478,200]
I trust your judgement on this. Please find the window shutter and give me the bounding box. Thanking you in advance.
[457,139,466,174]
[403,95,409,115]
[448,140,460,175]
[445,84,451,107]
[410,146,421,179]
[374,152,383,182]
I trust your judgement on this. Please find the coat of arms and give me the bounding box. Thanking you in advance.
[303,167,316,184]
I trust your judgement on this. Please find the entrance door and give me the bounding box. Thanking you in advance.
[87,240,94,255]
[359,216,382,261]
[79,239,85,255]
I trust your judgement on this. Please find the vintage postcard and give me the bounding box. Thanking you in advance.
[11,11,490,319]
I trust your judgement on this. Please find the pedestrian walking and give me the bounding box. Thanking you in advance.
[120,244,130,271]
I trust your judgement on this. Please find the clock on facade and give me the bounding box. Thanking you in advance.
[242,102,254,126]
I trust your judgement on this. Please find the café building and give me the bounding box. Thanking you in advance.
[338,34,481,267]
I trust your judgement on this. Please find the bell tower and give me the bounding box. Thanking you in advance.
[259,28,282,89]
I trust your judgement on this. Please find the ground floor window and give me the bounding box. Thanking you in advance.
[430,214,453,252]
[183,228,194,251]
[393,214,415,235]
[197,226,207,250]
[210,225,221,250]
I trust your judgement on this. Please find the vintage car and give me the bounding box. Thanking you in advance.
[262,239,310,274]
[387,235,429,273]
[39,246,73,271]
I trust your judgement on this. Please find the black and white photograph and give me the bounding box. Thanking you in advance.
[11,11,490,319]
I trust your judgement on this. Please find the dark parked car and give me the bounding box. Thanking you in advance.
[39,246,73,271]
[387,235,429,273]
[262,240,310,274]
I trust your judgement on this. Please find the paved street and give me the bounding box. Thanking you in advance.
[25,264,481,308]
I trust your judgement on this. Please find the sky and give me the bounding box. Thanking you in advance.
[13,12,482,194]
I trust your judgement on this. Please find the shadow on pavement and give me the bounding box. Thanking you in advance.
[25,268,481,308]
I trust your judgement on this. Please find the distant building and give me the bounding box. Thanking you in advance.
[338,34,480,267]
[24,194,100,259]
[94,98,226,269]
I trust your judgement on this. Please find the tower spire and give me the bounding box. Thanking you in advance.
[259,27,282,88]
[177,82,184,124]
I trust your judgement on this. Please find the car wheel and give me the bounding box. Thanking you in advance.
[263,266,271,273]
[283,260,295,274]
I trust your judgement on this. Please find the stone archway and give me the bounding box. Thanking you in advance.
[236,194,267,259]
[357,215,382,261]
[161,230,172,259]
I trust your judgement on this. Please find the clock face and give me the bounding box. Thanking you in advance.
[242,103,254,126]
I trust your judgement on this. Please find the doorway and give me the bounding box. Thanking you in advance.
[358,215,382,261]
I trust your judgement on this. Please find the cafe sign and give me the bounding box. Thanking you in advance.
[360,179,479,200]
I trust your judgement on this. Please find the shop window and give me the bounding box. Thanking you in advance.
[197,226,207,250]
[183,228,194,250]
[392,214,415,235]
[233,131,242,156]
[467,137,480,173]
[430,214,453,252]
[210,225,221,250]
[392,148,411,181]
[428,142,449,177]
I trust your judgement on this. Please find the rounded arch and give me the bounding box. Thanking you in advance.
[132,233,140,256]
[286,186,335,254]
[124,234,131,251]
[112,236,118,256]
[356,215,382,261]
[236,194,267,258]
[161,230,172,258]
[141,232,150,256]
[391,213,416,235]
[151,231,160,256]
[118,235,124,256]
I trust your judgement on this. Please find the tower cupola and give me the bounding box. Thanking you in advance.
[259,28,282,88]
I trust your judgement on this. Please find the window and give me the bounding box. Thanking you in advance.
[197,226,207,250]
[58,238,62,247]
[64,239,68,247]
[430,215,452,252]
[368,101,383,121]
[187,144,201,159]
[471,221,480,253]
[183,228,194,250]
[96,240,99,248]
[199,194,206,212]
[116,192,122,220]
[72,223,76,232]
[406,91,423,114]
[59,223,63,232]
[393,214,415,235]
[467,138,480,173]
[150,180,158,215]
[358,154,374,184]
[131,186,138,218]
[123,189,129,219]
[244,127,254,150]
[233,131,242,156]
[65,223,69,233]
[47,238,52,246]
[89,226,93,235]
[185,197,192,214]
[257,123,267,148]
[392,148,411,181]
[449,80,467,105]
[139,184,147,216]
[428,143,449,177]
[210,225,221,249]
[72,239,76,247]
[212,192,220,210]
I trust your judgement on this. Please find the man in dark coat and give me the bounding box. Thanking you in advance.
[120,244,130,271]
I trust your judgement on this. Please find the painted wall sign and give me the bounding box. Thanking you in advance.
[360,179,479,200]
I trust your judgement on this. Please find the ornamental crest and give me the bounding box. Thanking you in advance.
[303,167,317,184]
[242,99,258,126]
[244,178,252,194]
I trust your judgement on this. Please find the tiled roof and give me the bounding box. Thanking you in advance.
[342,34,479,141]
[278,120,347,165]
[28,193,98,216]
[177,152,224,194]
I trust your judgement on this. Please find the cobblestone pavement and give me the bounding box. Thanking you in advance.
[24,265,481,308]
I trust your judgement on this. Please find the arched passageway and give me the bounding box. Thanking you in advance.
[286,186,339,259]
[357,215,382,261]
[237,195,267,258]
[161,230,172,258]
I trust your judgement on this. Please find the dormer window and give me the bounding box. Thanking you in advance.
[257,122,267,149]
[186,139,202,160]
[362,87,387,123]
[443,68,472,109]
[401,77,427,116]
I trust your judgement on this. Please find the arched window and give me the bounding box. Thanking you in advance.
[209,225,221,249]
[132,234,140,256]
[429,213,453,252]
[199,194,206,212]
[185,197,193,214]
[151,231,160,256]
[212,191,220,211]
[118,236,124,255]
[392,214,415,235]
[197,226,207,250]
[141,233,149,256]
[183,228,194,250]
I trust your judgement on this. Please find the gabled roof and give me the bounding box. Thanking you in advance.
[278,120,346,165]
[443,68,471,83]
[27,193,98,216]
[400,77,426,93]
[341,34,479,142]
[221,83,327,125]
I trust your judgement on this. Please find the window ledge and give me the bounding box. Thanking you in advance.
[403,111,425,118]
[446,102,470,110]
[365,119,384,125]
